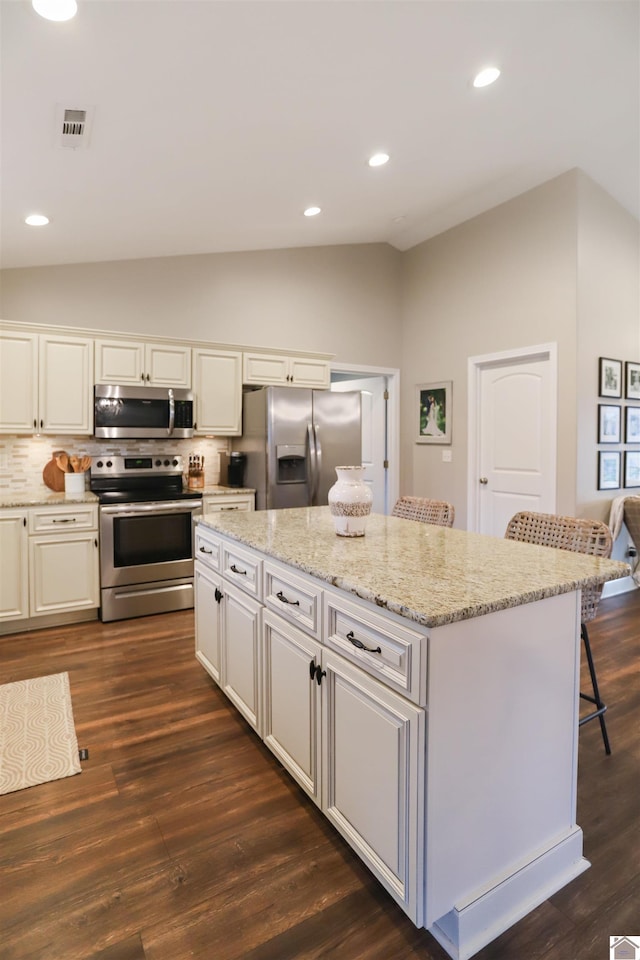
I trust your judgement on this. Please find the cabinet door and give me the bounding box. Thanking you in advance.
[29,532,99,615]
[0,512,28,621]
[95,339,144,384]
[193,349,242,435]
[39,334,93,434]
[0,331,37,433]
[203,495,254,513]
[320,648,425,924]
[289,357,330,389]
[195,561,223,685]
[220,579,262,734]
[242,352,289,386]
[145,343,191,387]
[262,610,322,804]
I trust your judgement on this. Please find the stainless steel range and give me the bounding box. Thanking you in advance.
[90,455,202,623]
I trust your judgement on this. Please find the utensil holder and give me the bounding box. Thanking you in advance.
[64,472,86,494]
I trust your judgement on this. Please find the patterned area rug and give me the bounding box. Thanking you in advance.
[0,672,81,795]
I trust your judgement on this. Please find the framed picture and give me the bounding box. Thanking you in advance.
[416,381,452,444]
[598,404,621,443]
[598,357,622,398]
[625,405,640,443]
[598,450,621,490]
[625,361,640,400]
[624,450,640,488]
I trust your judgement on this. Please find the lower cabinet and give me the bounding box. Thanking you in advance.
[0,511,28,622]
[194,561,223,685]
[261,607,425,922]
[221,580,263,734]
[29,531,99,615]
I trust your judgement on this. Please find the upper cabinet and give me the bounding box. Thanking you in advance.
[0,330,93,435]
[95,338,191,388]
[192,348,243,436]
[243,352,330,389]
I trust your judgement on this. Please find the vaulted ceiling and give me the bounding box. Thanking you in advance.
[1,0,638,269]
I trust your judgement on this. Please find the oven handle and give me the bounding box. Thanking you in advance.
[168,389,175,435]
[100,501,203,517]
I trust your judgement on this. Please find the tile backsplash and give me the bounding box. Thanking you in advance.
[0,434,231,492]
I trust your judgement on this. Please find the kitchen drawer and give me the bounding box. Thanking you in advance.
[203,495,254,513]
[29,504,98,533]
[195,525,220,571]
[324,588,427,706]
[221,540,263,601]
[264,560,323,640]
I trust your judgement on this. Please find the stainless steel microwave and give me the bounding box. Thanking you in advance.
[94,384,194,439]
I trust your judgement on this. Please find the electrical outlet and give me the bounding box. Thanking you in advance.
[442,449,452,462]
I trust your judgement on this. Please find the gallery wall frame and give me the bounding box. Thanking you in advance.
[625,361,640,400]
[598,450,621,490]
[598,404,621,444]
[625,405,640,444]
[416,381,452,444]
[598,357,622,398]
[624,450,640,488]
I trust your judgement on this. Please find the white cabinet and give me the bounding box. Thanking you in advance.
[0,511,28,622]
[220,579,263,734]
[195,561,223,685]
[203,493,254,513]
[192,348,242,435]
[243,352,330,389]
[28,505,99,616]
[0,331,93,435]
[321,646,424,922]
[263,609,322,803]
[95,338,191,388]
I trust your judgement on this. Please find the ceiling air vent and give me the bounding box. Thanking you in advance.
[55,104,93,149]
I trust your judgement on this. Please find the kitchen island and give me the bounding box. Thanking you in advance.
[194,507,628,960]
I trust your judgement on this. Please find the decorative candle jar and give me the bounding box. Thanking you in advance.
[328,466,373,537]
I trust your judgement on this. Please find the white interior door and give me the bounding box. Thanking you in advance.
[468,345,557,537]
[332,376,387,513]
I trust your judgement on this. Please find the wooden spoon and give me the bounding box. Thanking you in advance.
[69,455,80,473]
[56,452,69,473]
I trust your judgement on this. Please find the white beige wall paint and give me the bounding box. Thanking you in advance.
[400,172,580,528]
[0,243,402,368]
[576,172,640,523]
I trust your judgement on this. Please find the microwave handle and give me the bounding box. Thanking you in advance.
[168,389,175,435]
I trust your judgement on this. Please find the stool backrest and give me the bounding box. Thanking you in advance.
[504,511,612,623]
[392,496,455,528]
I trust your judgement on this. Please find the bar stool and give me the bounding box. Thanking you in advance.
[391,496,455,527]
[504,510,613,754]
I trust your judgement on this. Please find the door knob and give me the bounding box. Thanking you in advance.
[479,477,488,485]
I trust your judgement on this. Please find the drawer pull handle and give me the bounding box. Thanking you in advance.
[214,587,223,604]
[315,664,326,686]
[346,630,381,655]
[221,506,239,511]
[230,563,247,575]
[199,545,213,554]
[52,518,76,523]
[276,591,300,606]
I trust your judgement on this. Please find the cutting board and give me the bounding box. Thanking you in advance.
[43,458,65,492]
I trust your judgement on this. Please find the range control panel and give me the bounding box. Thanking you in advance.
[90,455,184,478]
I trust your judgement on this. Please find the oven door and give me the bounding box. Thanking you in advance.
[100,500,202,588]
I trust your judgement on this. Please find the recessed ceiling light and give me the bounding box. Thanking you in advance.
[473,67,500,88]
[32,0,77,21]
[303,206,321,217]
[368,153,390,168]
[25,214,50,226]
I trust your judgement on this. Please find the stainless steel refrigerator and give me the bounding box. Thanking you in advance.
[237,386,362,510]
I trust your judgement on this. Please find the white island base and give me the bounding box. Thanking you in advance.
[193,510,626,960]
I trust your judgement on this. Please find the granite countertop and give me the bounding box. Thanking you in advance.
[0,484,254,509]
[198,506,630,628]
[0,488,99,508]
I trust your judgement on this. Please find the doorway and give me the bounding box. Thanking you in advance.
[330,363,400,515]
[467,343,558,537]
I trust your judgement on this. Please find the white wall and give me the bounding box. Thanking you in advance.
[400,172,580,527]
[0,242,403,368]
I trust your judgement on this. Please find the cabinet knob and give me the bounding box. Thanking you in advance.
[479,477,488,485]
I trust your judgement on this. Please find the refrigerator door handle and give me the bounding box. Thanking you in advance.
[307,422,317,506]
[313,423,322,505]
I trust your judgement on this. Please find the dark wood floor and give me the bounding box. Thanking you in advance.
[1,589,638,960]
